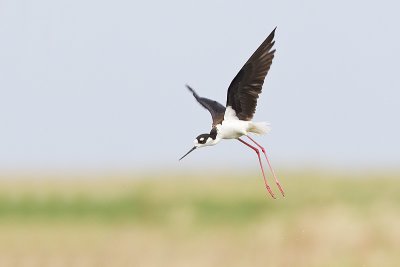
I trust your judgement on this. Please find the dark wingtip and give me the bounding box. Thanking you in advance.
[186,84,195,92]
[261,27,276,46]
[185,84,198,97]
[270,27,277,38]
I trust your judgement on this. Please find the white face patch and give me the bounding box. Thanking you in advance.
[194,136,221,148]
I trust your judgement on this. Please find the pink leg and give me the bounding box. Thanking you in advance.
[238,138,275,199]
[246,136,285,197]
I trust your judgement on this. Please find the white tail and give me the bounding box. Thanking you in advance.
[249,122,271,135]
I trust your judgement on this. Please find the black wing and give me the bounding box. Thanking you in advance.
[186,84,226,126]
[226,28,276,121]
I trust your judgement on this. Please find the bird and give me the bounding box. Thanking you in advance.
[179,28,284,198]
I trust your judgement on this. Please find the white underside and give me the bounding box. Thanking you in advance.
[216,106,271,140]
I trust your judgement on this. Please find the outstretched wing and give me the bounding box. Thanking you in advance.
[226,28,276,121]
[186,84,226,126]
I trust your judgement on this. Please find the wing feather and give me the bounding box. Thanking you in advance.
[226,28,276,121]
[186,85,226,126]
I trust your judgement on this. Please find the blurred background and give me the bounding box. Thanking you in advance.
[0,0,399,266]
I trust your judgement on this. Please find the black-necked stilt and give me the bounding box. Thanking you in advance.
[179,28,284,198]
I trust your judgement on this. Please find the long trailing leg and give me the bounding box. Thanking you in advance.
[237,138,275,199]
[246,135,285,197]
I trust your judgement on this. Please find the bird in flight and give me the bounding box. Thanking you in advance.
[179,28,284,198]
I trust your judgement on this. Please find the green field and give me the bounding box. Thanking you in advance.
[0,170,399,267]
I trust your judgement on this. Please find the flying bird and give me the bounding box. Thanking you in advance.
[179,28,284,198]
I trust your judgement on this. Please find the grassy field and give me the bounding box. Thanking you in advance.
[0,170,399,267]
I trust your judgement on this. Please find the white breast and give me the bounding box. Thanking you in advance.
[217,119,250,139]
[216,106,271,139]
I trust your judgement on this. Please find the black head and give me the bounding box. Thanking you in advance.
[195,133,211,145]
[179,129,218,161]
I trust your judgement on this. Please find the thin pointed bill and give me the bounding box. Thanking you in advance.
[179,147,196,161]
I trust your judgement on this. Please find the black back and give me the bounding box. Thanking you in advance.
[226,28,276,121]
[186,84,226,126]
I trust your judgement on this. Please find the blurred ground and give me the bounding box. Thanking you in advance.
[0,170,399,267]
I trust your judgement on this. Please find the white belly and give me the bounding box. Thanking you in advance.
[216,107,271,140]
[217,120,250,139]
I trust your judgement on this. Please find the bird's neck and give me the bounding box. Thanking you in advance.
[210,135,222,146]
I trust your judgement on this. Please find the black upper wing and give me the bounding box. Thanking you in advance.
[226,28,276,121]
[186,84,226,126]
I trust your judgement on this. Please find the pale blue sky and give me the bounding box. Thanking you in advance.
[0,0,399,170]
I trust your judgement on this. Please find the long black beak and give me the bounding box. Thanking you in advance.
[179,147,196,161]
